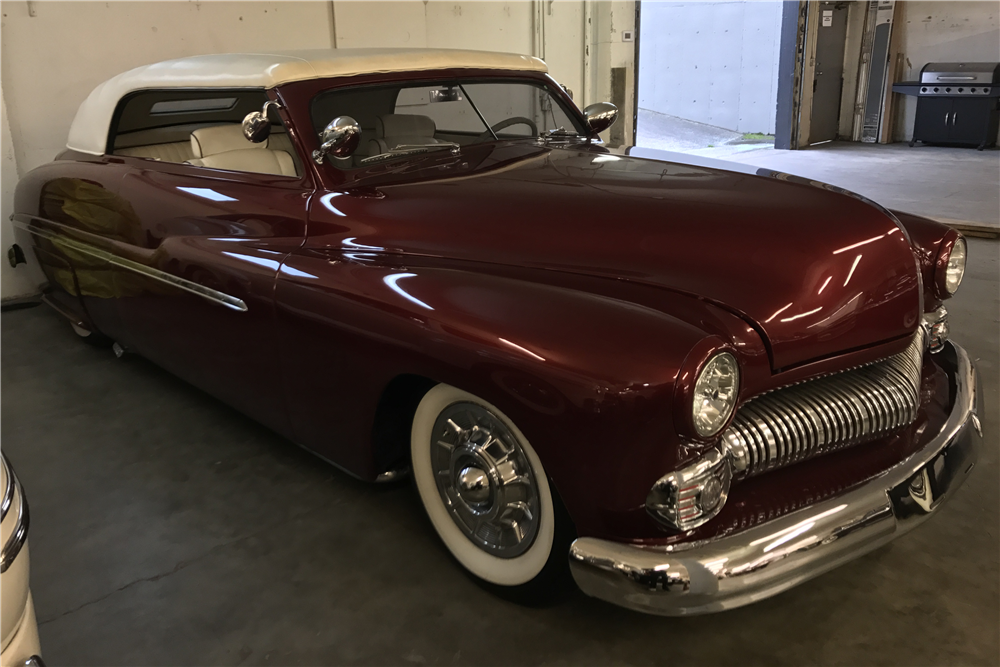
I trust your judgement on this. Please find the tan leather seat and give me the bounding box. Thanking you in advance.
[189,149,297,177]
[189,124,267,158]
[185,124,296,177]
[115,141,194,162]
[368,114,443,155]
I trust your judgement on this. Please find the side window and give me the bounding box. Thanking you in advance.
[109,90,302,178]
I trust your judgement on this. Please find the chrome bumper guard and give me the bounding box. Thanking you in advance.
[569,341,982,616]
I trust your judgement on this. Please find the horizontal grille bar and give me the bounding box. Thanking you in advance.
[723,330,925,478]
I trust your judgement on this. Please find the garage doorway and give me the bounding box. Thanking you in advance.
[635,0,784,156]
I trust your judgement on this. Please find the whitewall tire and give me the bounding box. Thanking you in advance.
[411,383,556,587]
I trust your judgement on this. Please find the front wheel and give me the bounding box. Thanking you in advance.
[411,383,572,600]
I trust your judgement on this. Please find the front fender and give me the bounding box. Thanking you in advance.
[275,251,753,539]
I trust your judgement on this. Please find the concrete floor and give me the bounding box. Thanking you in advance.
[635,108,774,152]
[1,239,997,665]
[720,142,1000,230]
[633,137,1000,230]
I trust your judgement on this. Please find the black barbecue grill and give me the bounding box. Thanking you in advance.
[893,62,1000,150]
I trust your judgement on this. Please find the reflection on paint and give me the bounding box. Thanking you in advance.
[222,251,280,271]
[780,306,822,323]
[320,192,347,216]
[178,187,238,202]
[343,237,384,251]
[280,265,318,279]
[833,234,883,255]
[384,272,434,310]
[765,303,792,323]
[844,254,862,286]
[498,337,546,361]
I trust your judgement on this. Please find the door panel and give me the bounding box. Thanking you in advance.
[809,2,849,143]
[111,161,310,435]
[947,97,992,145]
[914,98,952,143]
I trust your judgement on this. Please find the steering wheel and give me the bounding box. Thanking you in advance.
[479,116,538,140]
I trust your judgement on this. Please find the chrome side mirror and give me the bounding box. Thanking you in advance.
[242,101,282,143]
[313,116,362,164]
[583,102,619,135]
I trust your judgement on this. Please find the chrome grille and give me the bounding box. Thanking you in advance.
[722,330,925,478]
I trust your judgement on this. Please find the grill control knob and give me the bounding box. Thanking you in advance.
[921,87,928,93]
[934,87,940,92]
[972,87,978,93]
[945,87,952,92]
[958,87,964,93]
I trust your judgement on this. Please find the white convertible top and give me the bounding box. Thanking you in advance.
[67,48,548,155]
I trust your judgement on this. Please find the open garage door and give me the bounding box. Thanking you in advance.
[635,0,783,156]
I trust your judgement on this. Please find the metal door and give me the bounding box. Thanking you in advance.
[948,97,993,146]
[913,97,952,144]
[809,2,850,143]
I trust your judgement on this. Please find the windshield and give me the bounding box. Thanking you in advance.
[310,78,585,168]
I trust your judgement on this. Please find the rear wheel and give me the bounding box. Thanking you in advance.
[411,383,572,600]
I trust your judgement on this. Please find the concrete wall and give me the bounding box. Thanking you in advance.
[892,1,1000,142]
[0,0,634,299]
[638,0,782,134]
[1,91,34,299]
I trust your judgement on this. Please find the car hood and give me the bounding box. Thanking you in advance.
[328,143,921,370]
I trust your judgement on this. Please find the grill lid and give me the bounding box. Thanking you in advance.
[920,62,1000,85]
[722,328,925,478]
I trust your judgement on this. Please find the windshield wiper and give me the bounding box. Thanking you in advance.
[542,127,581,139]
[359,142,460,164]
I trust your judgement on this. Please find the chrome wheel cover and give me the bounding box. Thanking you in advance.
[430,402,541,558]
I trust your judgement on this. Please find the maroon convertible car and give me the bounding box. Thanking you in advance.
[9,48,981,615]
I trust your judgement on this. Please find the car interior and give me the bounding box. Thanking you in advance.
[110,89,303,177]
[108,81,581,175]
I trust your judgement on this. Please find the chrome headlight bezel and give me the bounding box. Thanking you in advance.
[937,235,967,297]
[691,352,741,438]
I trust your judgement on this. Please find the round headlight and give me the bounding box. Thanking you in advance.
[692,352,740,437]
[942,236,967,295]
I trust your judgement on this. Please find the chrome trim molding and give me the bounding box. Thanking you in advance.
[1,453,14,522]
[12,214,248,312]
[1,454,30,574]
[723,329,925,477]
[569,340,980,616]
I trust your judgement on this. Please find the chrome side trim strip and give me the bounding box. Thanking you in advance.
[12,214,248,312]
[569,340,980,616]
[1,454,30,574]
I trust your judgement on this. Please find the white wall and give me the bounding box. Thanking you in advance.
[1,91,35,299]
[1,1,334,174]
[892,1,1000,141]
[0,0,635,299]
[638,0,782,134]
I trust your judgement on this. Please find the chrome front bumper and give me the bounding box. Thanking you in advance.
[569,341,983,616]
